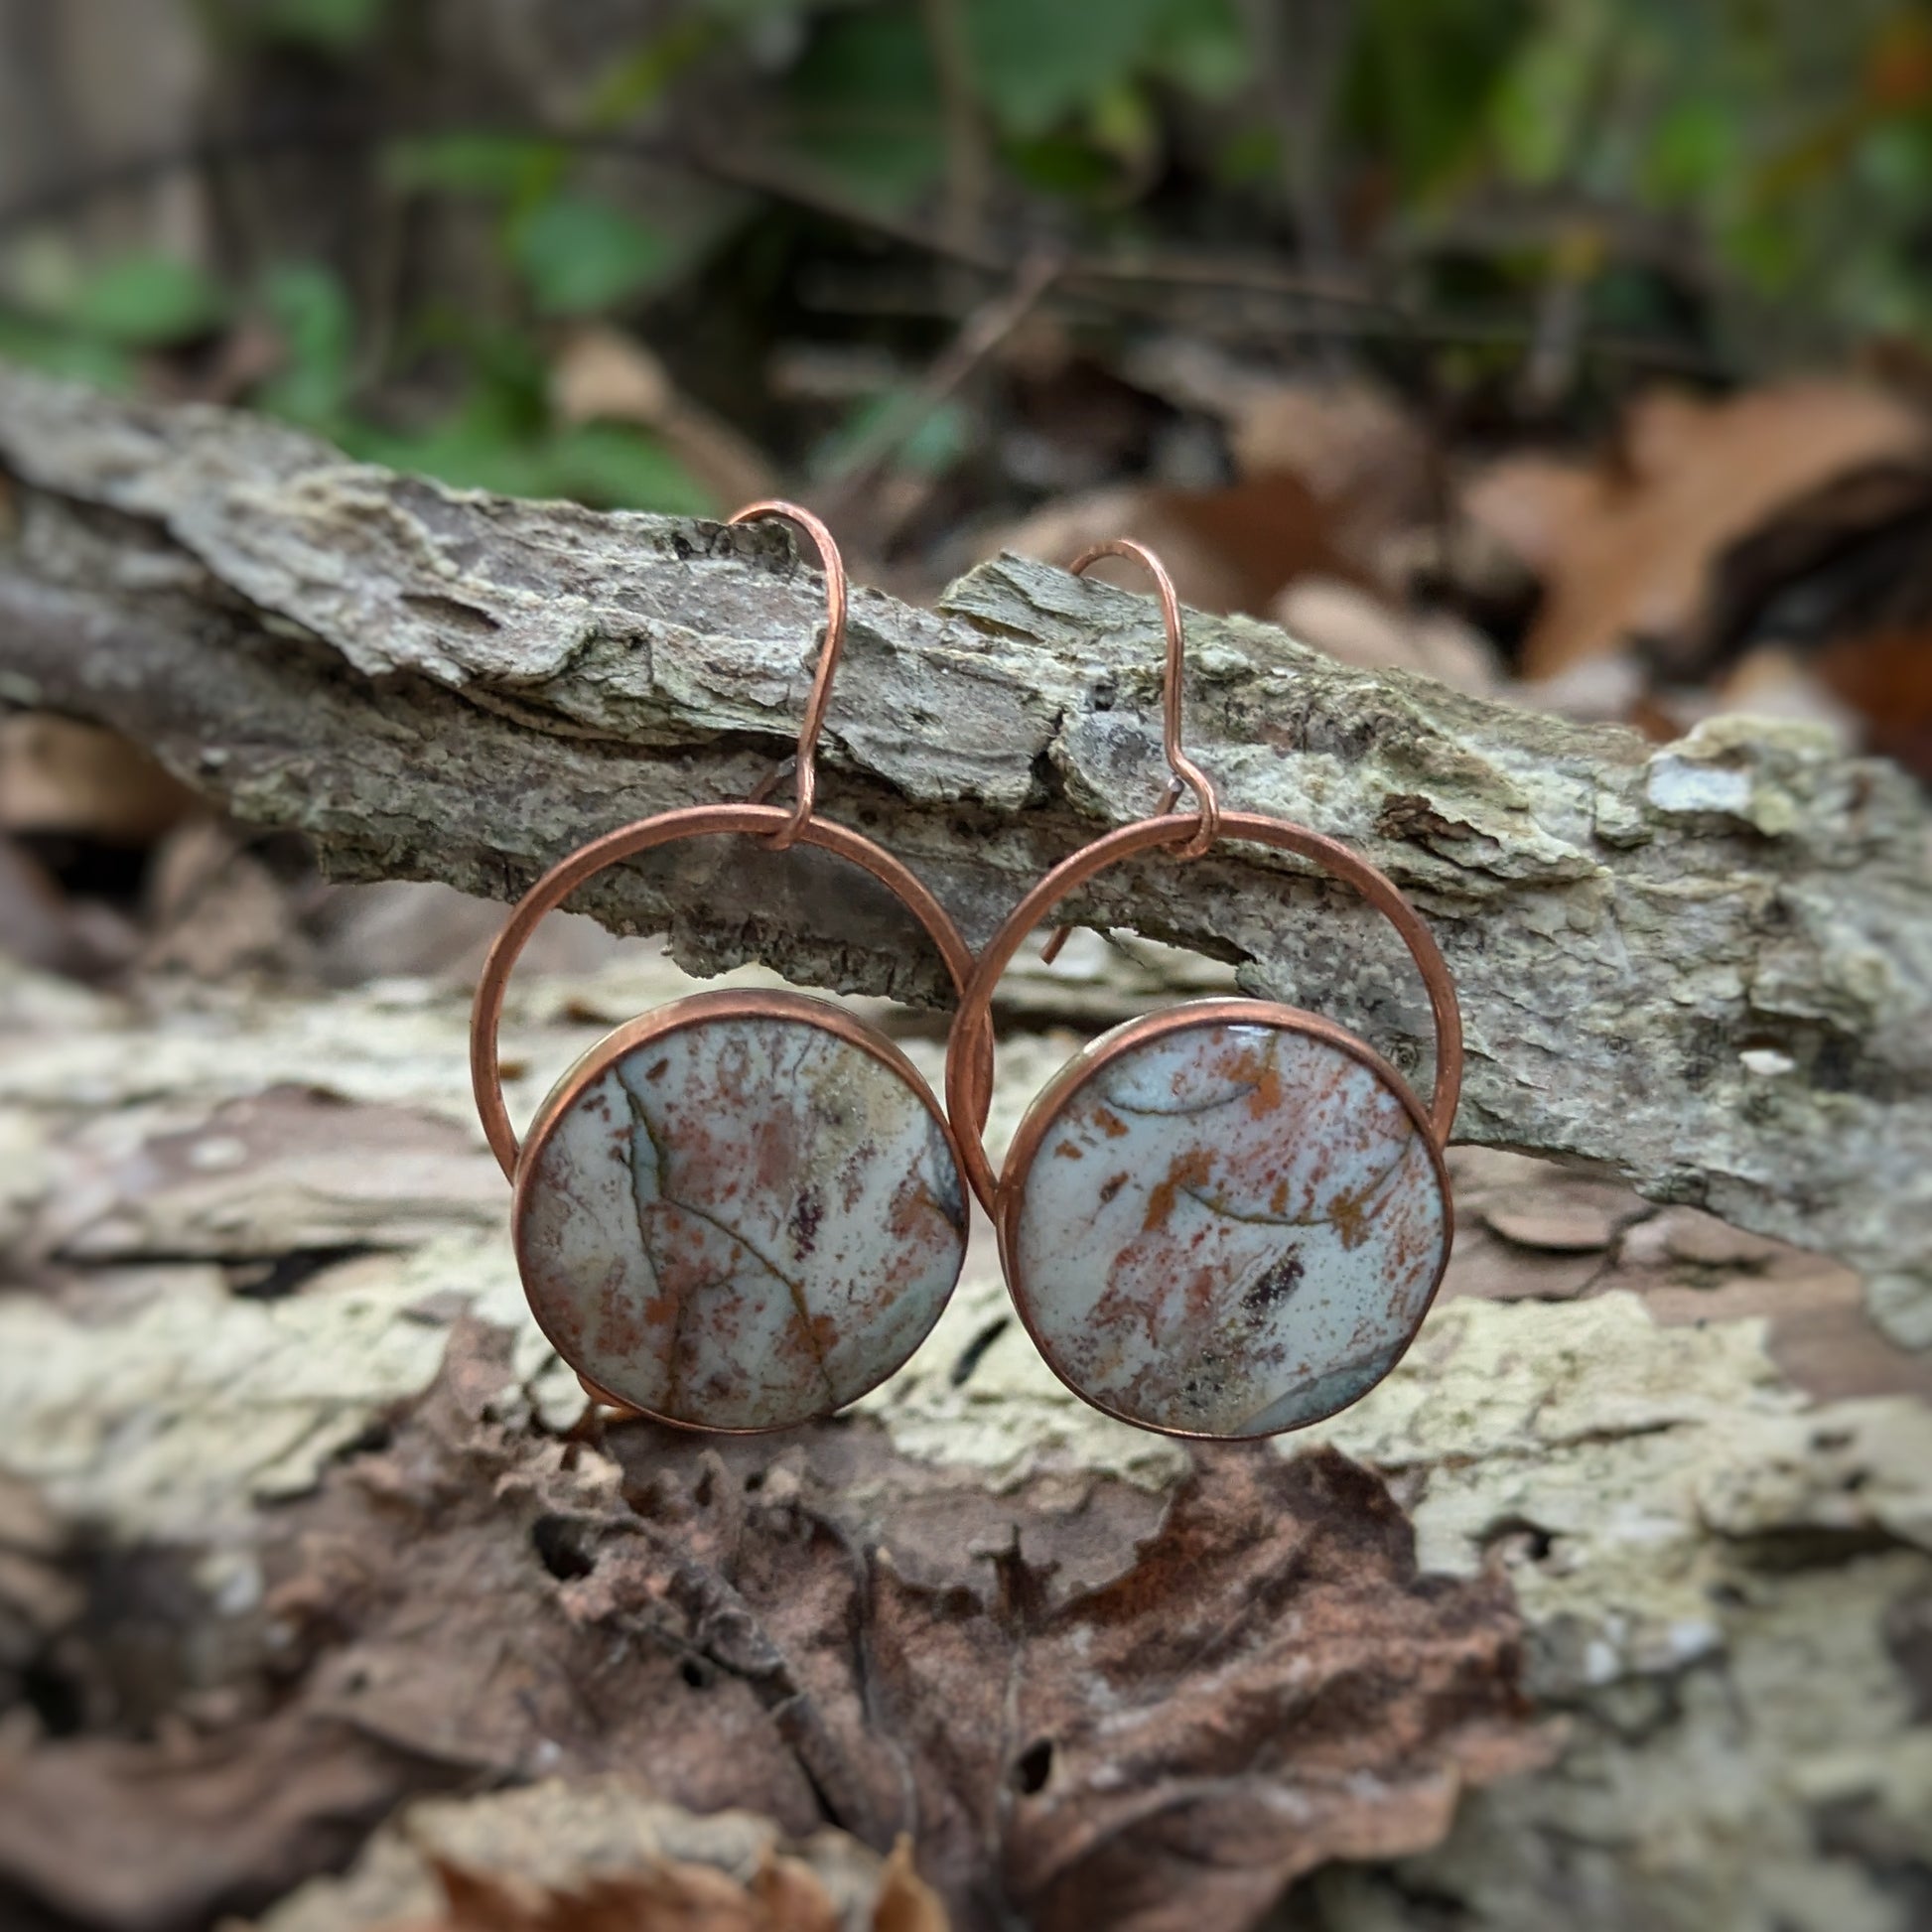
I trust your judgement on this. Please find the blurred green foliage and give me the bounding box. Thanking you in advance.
[252,0,388,53]
[5,0,1930,512]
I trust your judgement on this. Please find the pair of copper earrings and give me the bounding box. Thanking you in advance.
[472,501,1463,1444]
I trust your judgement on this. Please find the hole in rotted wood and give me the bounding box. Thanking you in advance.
[1013,1738,1053,1794]
[225,1246,373,1301]
[336,1416,393,1458]
[1478,1515,1556,1563]
[950,1317,1010,1388]
[401,592,501,633]
[680,1658,711,1690]
[21,1657,85,1737]
[530,1513,597,1582]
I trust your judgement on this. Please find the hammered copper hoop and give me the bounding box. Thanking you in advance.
[944,808,1464,1218]
[945,543,1462,1218]
[472,801,986,1180]
[471,499,987,1176]
[462,498,989,1437]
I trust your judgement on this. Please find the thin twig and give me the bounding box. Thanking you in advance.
[789,260,1727,377]
[1237,0,1356,275]
[820,249,1063,505]
[917,0,991,267]
[0,117,1730,378]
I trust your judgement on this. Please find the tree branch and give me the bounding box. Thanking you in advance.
[1,363,1929,1343]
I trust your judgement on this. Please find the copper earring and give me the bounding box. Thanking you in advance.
[946,540,1463,1442]
[471,501,976,1434]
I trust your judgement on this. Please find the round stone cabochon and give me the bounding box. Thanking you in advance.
[515,1005,966,1431]
[1008,1014,1449,1439]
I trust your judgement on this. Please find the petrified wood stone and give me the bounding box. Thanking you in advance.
[1009,1014,1449,1437]
[515,993,965,1430]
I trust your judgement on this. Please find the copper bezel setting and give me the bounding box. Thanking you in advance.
[991,996,1454,1442]
[508,984,968,1436]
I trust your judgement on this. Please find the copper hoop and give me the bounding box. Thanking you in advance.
[471,801,987,1180]
[1069,539,1220,858]
[944,809,1464,1217]
[728,500,848,850]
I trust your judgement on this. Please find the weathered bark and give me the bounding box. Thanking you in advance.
[1,363,1929,1340]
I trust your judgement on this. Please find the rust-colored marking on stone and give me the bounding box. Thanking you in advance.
[1004,1011,1451,1440]
[512,992,967,1434]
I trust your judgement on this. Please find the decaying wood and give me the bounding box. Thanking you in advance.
[2,950,1929,1929]
[0,360,1929,1351]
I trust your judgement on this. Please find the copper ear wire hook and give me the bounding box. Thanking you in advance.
[1040,540,1219,966]
[475,493,994,1185]
[1070,539,1222,857]
[727,500,850,851]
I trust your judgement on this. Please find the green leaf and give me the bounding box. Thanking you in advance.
[1212,124,1282,188]
[1347,0,1536,198]
[66,252,225,345]
[1643,97,1737,203]
[586,19,723,126]
[965,0,1173,137]
[1003,130,1127,197]
[256,0,386,53]
[782,9,945,207]
[508,196,678,316]
[1150,0,1250,99]
[254,263,355,426]
[0,315,134,390]
[813,392,968,482]
[384,134,567,200]
[540,423,716,514]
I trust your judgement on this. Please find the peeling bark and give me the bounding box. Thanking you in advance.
[1,364,1929,1338]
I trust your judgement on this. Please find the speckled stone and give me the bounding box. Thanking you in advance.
[514,1006,966,1431]
[1008,1015,1449,1438]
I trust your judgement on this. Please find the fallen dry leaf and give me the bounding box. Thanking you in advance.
[551,327,777,512]
[1270,576,1500,691]
[1119,348,1434,583]
[1697,456,1932,661]
[0,714,198,844]
[997,475,1358,616]
[391,1850,842,1932]
[1667,455,1932,774]
[0,1322,1546,1932]
[392,1840,942,1932]
[1811,624,1932,780]
[0,1707,425,1930]
[139,817,312,981]
[0,833,140,977]
[869,1840,945,1932]
[244,1777,931,1932]
[1465,379,1931,679]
